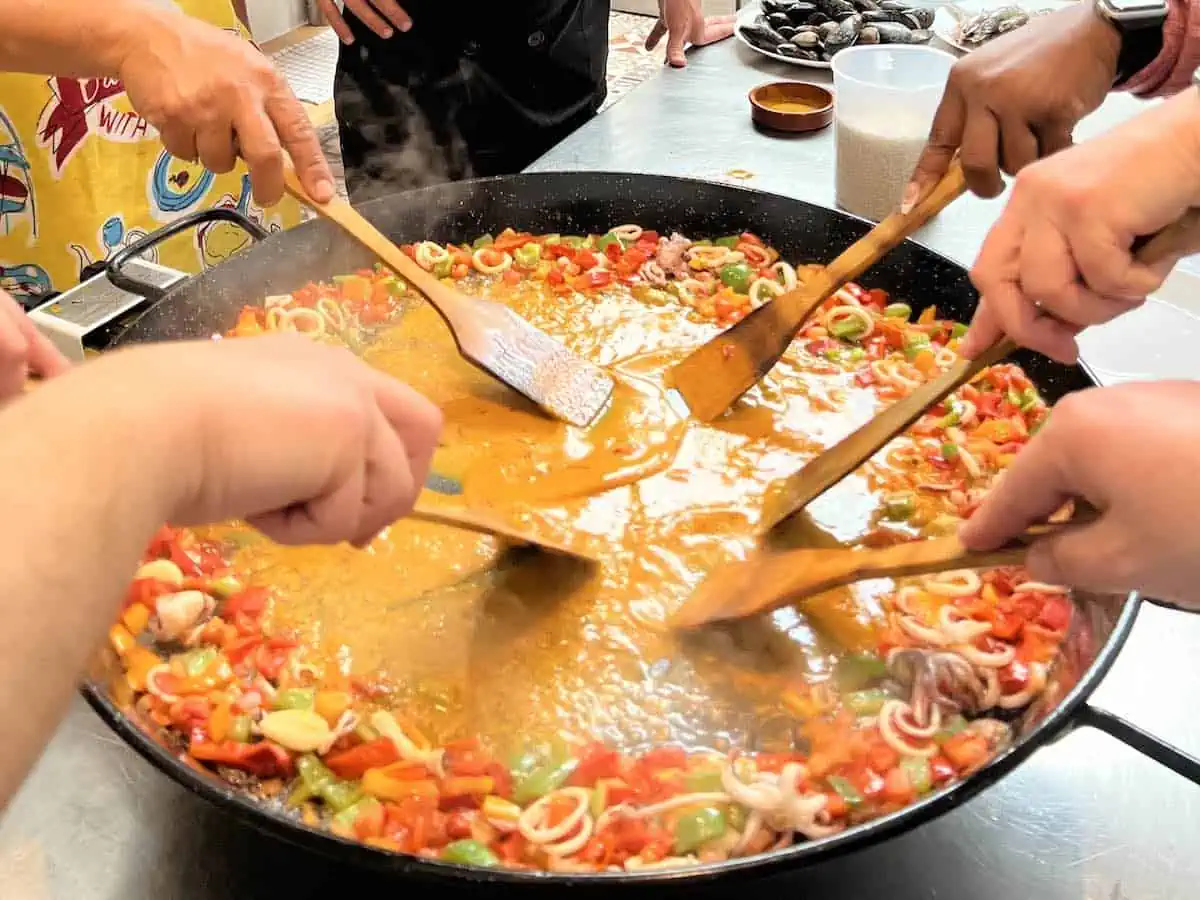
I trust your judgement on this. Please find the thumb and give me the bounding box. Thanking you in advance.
[902,92,965,213]
[958,297,1005,360]
[645,19,668,50]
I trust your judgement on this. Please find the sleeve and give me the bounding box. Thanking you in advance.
[1121,0,1200,98]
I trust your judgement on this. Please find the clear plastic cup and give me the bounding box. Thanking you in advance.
[831,45,956,222]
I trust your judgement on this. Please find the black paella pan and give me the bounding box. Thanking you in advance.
[88,172,1200,886]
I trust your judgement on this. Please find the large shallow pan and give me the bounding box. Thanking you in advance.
[88,172,1200,886]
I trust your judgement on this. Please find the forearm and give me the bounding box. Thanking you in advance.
[0,365,181,809]
[0,0,182,78]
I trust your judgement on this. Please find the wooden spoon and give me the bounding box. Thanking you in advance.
[667,158,968,422]
[761,205,1200,532]
[281,166,615,428]
[671,503,1098,629]
[409,498,600,562]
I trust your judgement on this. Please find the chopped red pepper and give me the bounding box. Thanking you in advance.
[324,738,401,780]
[190,740,293,777]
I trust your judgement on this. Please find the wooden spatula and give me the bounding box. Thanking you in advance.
[670,503,1098,628]
[409,498,600,562]
[281,166,615,428]
[668,158,968,422]
[760,205,1200,532]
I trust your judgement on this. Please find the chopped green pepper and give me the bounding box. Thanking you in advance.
[830,318,867,341]
[901,756,932,794]
[228,714,253,744]
[541,233,562,246]
[181,647,217,678]
[823,348,844,362]
[514,243,542,268]
[296,754,337,794]
[935,714,969,743]
[847,347,866,362]
[904,332,932,360]
[693,239,713,247]
[432,257,453,279]
[321,780,364,813]
[286,780,316,808]
[685,769,724,793]
[951,322,969,339]
[1006,387,1023,407]
[718,261,753,293]
[826,776,863,807]
[844,688,892,717]
[513,759,577,805]
[940,401,962,427]
[941,442,959,460]
[595,232,622,253]
[379,275,407,297]
[472,234,494,250]
[354,722,379,743]
[882,492,916,521]
[715,235,740,249]
[333,796,380,829]
[208,574,243,598]
[1020,386,1041,412]
[273,687,316,711]
[884,302,912,320]
[834,653,889,691]
[441,839,500,867]
[673,806,727,854]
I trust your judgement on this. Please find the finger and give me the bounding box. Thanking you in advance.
[0,299,29,398]
[1023,516,1133,594]
[696,15,737,45]
[958,414,1078,551]
[344,0,396,38]
[1034,122,1073,159]
[319,0,356,43]
[1068,220,1165,301]
[997,116,1038,177]
[665,16,689,67]
[645,19,668,50]
[249,449,366,546]
[266,89,335,203]
[365,0,412,32]
[370,372,442,486]
[350,406,417,547]
[959,109,1003,198]
[964,207,1024,356]
[196,121,238,175]
[13,309,69,378]
[157,122,199,163]
[903,89,965,213]
[233,104,285,206]
[1020,220,1132,335]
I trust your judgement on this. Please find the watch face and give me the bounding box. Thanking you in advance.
[1103,0,1167,16]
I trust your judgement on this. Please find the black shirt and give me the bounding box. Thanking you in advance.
[334,0,611,198]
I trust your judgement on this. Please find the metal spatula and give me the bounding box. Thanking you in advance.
[670,503,1098,628]
[667,159,969,422]
[282,166,615,428]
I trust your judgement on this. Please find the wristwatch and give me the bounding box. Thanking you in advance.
[1095,0,1170,86]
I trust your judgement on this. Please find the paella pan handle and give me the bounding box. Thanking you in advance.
[106,208,270,299]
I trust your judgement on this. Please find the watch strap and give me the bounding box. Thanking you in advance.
[1114,24,1167,85]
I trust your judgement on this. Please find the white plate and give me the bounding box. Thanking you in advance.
[735,1,832,70]
[932,0,1071,53]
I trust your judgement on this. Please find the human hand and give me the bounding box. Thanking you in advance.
[100,334,441,547]
[904,4,1120,207]
[116,7,334,206]
[961,89,1200,364]
[317,0,412,42]
[0,291,70,402]
[646,0,736,68]
[960,381,1200,607]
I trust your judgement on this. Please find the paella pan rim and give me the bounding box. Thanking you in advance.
[84,170,1140,883]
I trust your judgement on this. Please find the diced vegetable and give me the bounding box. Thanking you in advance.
[513,759,576,805]
[826,776,863,807]
[881,492,916,521]
[718,262,753,293]
[442,839,500,867]
[844,688,891,717]
[685,769,724,793]
[514,243,542,268]
[228,714,253,744]
[472,234,494,249]
[181,647,217,678]
[901,755,932,794]
[714,235,740,249]
[273,687,316,711]
[834,653,888,691]
[333,796,380,829]
[595,232,622,253]
[884,302,912,320]
[432,258,453,279]
[951,322,969,339]
[673,806,727,854]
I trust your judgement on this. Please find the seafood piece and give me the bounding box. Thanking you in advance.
[957,6,1048,47]
[783,1,819,22]
[805,11,831,25]
[793,30,822,47]
[817,0,858,20]
[776,43,806,57]
[796,48,823,61]
[655,232,693,278]
[852,0,881,9]
[818,19,841,38]
[859,24,880,42]
[767,11,795,29]
[823,12,862,55]
[904,6,935,28]
[777,24,800,38]
[739,20,788,51]
[872,20,932,43]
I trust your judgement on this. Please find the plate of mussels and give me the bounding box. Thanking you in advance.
[735,0,937,68]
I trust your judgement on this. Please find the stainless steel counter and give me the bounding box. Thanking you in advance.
[5,38,1200,900]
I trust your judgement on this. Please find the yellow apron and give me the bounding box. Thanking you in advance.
[0,0,302,301]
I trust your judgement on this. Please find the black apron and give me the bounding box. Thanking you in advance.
[334,0,610,201]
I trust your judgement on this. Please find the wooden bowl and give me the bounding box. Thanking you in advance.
[749,81,835,134]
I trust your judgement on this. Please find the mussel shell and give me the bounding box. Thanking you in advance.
[767,12,794,28]
[905,6,935,27]
[817,19,841,37]
[805,11,831,25]
[852,0,881,10]
[859,24,880,43]
[793,30,822,46]
[761,0,793,14]
[797,48,823,61]
[784,1,819,22]
[824,12,863,54]
[872,20,928,43]
[740,20,789,49]
[776,42,805,57]
[777,24,800,38]
[877,0,909,9]
[816,0,858,20]
[861,9,908,24]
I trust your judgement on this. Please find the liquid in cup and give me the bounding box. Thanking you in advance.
[832,45,956,222]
